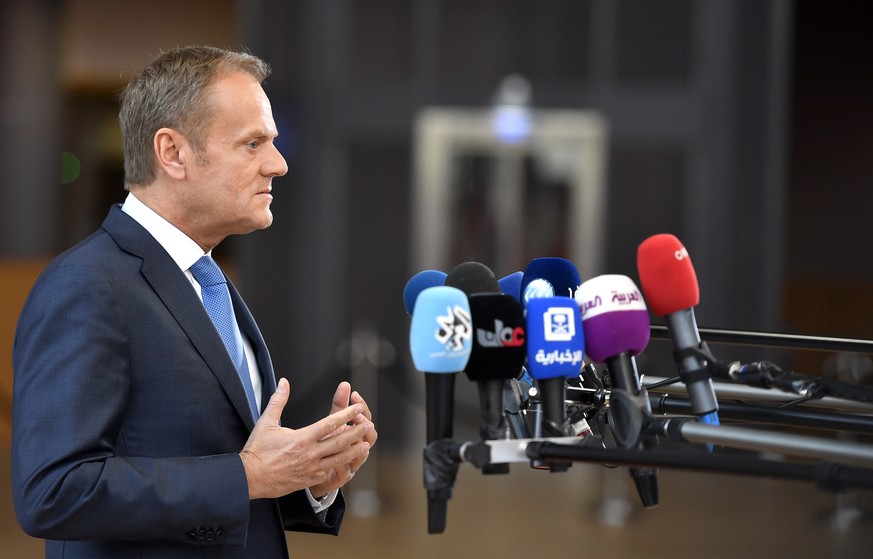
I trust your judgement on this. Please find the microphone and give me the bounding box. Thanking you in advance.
[409,285,472,533]
[519,257,583,457]
[637,234,720,425]
[444,261,501,296]
[466,293,527,473]
[525,296,585,471]
[519,257,582,306]
[576,274,659,507]
[445,262,519,474]
[498,271,524,302]
[403,269,448,315]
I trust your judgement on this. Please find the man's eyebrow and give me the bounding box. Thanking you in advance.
[242,129,279,141]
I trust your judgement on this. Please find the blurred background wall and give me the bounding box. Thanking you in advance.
[2,0,873,557]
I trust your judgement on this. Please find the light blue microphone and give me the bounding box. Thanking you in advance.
[409,285,472,533]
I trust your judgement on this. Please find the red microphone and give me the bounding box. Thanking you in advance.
[637,234,719,423]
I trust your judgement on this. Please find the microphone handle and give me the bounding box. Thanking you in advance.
[477,379,511,474]
[606,352,642,395]
[425,373,456,443]
[537,376,568,436]
[664,308,719,415]
[477,379,507,440]
[605,352,660,508]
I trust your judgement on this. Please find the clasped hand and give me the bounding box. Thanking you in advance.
[240,378,377,500]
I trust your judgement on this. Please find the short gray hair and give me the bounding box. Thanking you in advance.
[119,46,271,188]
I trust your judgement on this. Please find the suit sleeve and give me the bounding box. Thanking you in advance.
[11,262,252,546]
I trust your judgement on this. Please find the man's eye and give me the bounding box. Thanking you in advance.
[248,141,259,149]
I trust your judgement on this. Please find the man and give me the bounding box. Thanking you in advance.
[11,45,377,558]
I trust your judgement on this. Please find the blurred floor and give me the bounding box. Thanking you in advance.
[3,445,872,559]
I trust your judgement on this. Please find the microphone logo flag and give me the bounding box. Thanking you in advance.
[476,319,525,348]
[525,297,585,379]
[435,305,472,352]
[543,307,576,342]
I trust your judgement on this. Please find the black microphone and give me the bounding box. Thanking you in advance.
[466,293,527,473]
[444,262,515,473]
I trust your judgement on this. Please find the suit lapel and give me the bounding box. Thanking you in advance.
[102,206,260,430]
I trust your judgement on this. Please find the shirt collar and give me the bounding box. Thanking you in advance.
[120,192,209,271]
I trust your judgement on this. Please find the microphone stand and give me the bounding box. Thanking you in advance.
[649,393,873,434]
[650,324,873,354]
[644,375,873,414]
[653,417,873,468]
[525,442,873,493]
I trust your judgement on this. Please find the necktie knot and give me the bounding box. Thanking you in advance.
[190,255,226,288]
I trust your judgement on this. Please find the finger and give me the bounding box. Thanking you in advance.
[317,422,371,458]
[349,391,372,421]
[320,437,372,472]
[329,381,352,415]
[259,377,290,426]
[305,404,363,442]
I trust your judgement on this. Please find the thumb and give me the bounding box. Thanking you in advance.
[260,377,290,425]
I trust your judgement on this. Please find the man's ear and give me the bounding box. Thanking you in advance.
[153,128,189,180]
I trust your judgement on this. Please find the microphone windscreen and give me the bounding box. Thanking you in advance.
[404,269,448,315]
[576,274,650,363]
[525,297,585,379]
[466,293,526,381]
[445,261,500,295]
[498,271,524,302]
[409,286,472,373]
[519,257,581,306]
[636,234,700,317]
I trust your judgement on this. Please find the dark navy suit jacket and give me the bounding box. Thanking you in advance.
[11,205,344,558]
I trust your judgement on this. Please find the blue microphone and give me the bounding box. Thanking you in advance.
[403,269,448,315]
[409,285,471,533]
[498,271,524,302]
[525,296,585,471]
[519,257,582,307]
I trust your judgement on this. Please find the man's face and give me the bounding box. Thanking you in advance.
[182,71,288,244]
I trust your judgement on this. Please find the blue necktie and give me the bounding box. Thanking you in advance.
[189,255,259,420]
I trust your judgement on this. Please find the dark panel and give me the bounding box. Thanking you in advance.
[437,0,518,84]
[615,0,693,84]
[346,139,413,448]
[605,145,686,279]
[349,0,414,82]
[789,0,873,283]
[437,0,593,86]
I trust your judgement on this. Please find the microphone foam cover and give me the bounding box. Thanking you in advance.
[525,297,585,379]
[445,261,500,295]
[466,293,527,381]
[498,271,524,302]
[519,257,581,306]
[409,286,472,373]
[576,274,650,363]
[637,234,700,317]
[404,269,448,315]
